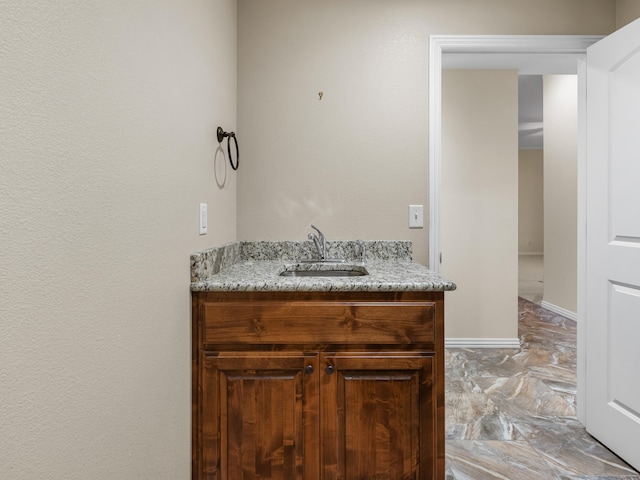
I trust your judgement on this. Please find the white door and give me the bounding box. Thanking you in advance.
[585,17,640,470]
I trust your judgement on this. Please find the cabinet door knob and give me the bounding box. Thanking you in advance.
[305,365,314,374]
[325,365,335,375]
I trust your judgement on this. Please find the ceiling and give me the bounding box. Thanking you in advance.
[518,75,543,150]
[442,53,580,150]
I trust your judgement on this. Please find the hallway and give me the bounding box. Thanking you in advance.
[445,298,640,479]
[518,254,544,304]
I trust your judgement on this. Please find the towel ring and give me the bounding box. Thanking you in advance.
[217,127,239,171]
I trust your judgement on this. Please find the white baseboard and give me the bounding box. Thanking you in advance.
[518,252,543,256]
[445,338,521,349]
[540,301,577,321]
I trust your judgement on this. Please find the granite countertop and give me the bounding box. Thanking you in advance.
[190,240,456,293]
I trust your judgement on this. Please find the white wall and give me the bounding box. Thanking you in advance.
[0,1,237,479]
[237,0,616,267]
[543,75,578,314]
[440,70,519,341]
[519,150,544,254]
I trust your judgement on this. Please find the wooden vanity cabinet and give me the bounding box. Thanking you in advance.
[192,291,445,480]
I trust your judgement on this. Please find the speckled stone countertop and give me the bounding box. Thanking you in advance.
[191,241,456,293]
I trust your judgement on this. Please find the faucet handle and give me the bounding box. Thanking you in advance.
[310,224,324,241]
[309,225,326,260]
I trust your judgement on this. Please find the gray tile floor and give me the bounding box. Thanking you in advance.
[445,298,640,479]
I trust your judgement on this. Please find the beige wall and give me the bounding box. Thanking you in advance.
[237,0,616,267]
[440,70,519,340]
[0,1,237,479]
[519,150,545,254]
[617,0,640,28]
[543,75,578,314]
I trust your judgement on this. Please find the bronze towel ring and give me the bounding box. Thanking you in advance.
[217,127,239,171]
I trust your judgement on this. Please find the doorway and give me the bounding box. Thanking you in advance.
[428,34,603,423]
[428,35,601,272]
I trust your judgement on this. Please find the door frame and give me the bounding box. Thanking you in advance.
[428,34,602,423]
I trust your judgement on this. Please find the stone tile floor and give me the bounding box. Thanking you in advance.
[445,298,640,479]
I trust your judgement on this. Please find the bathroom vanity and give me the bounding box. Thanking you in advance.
[190,241,455,480]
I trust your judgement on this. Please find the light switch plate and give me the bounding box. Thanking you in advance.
[199,203,208,235]
[409,205,424,229]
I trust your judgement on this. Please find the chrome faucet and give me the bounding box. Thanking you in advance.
[308,224,327,260]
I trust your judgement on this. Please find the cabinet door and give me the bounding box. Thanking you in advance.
[321,353,437,480]
[201,353,319,480]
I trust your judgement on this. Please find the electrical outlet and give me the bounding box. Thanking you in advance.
[199,203,208,235]
[409,205,424,229]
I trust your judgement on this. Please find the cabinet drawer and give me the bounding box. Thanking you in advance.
[202,301,435,345]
